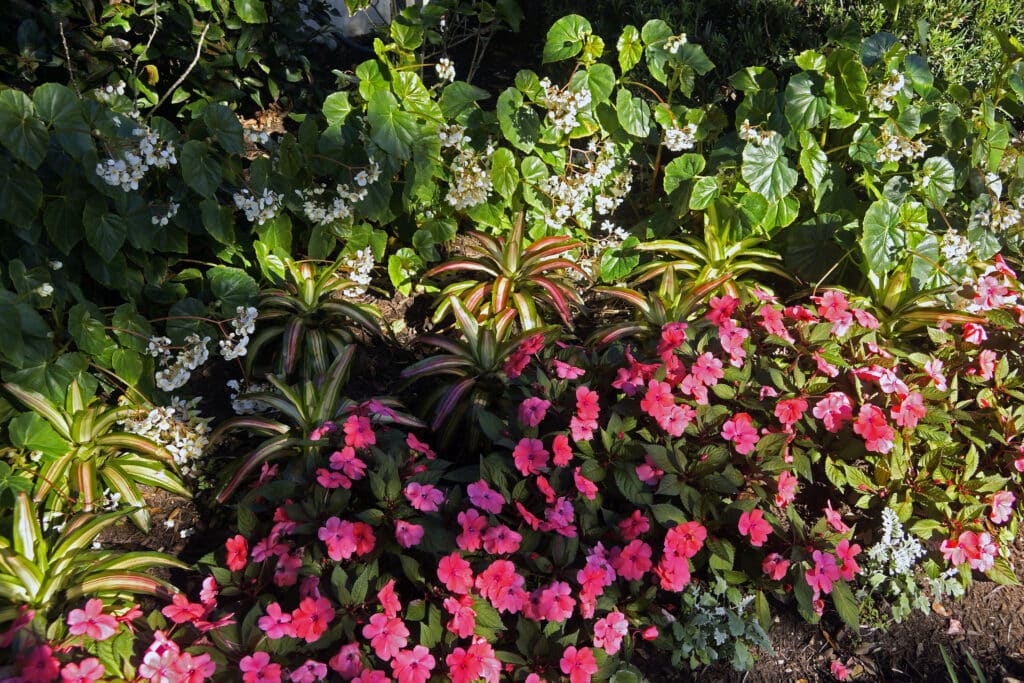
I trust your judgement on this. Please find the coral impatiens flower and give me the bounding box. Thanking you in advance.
[391,645,435,683]
[775,470,798,508]
[560,646,598,683]
[722,413,759,454]
[437,552,474,594]
[225,534,248,571]
[342,414,376,449]
[835,539,861,581]
[377,579,401,619]
[762,553,790,580]
[852,403,896,454]
[362,614,410,661]
[291,597,335,644]
[240,652,281,683]
[737,508,772,547]
[161,593,206,625]
[67,599,118,641]
[61,657,105,683]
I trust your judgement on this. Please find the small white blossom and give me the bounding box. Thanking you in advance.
[436,57,456,83]
[664,123,698,152]
[34,283,54,297]
[233,188,284,225]
[664,34,687,55]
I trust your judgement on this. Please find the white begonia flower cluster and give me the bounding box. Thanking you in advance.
[445,141,495,210]
[34,283,54,297]
[539,140,631,232]
[219,306,259,361]
[597,220,630,250]
[150,333,211,392]
[94,81,126,104]
[538,78,593,135]
[152,201,179,227]
[226,379,272,415]
[976,199,1023,232]
[664,34,687,54]
[438,124,466,148]
[120,396,211,477]
[866,508,926,577]
[739,119,776,146]
[244,127,272,146]
[875,130,928,164]
[436,57,456,83]
[940,229,972,265]
[870,71,907,112]
[664,123,698,152]
[234,187,284,225]
[341,247,375,298]
[96,122,178,192]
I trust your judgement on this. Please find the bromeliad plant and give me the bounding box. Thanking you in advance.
[0,493,184,620]
[245,257,383,380]
[426,212,587,329]
[402,296,557,443]
[3,381,187,532]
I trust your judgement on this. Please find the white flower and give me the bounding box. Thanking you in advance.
[34,283,54,297]
[233,188,284,225]
[664,34,687,55]
[436,57,456,83]
[664,123,698,152]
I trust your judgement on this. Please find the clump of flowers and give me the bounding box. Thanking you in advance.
[436,57,456,83]
[219,306,259,361]
[739,119,776,145]
[95,119,178,191]
[446,142,494,210]
[226,378,273,415]
[233,187,284,225]
[875,129,928,163]
[538,78,593,135]
[539,140,631,232]
[870,70,907,111]
[120,396,211,476]
[663,123,698,152]
[340,247,375,298]
[149,333,210,392]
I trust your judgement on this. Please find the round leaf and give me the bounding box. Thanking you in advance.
[741,136,798,203]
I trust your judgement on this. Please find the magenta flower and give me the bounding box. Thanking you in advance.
[67,599,118,641]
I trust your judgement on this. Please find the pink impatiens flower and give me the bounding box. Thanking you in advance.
[512,438,550,476]
[805,550,841,596]
[394,520,424,549]
[362,614,409,661]
[554,359,585,379]
[813,392,853,433]
[891,391,927,429]
[852,403,896,454]
[835,539,861,581]
[240,652,281,683]
[722,413,759,454]
[403,482,443,512]
[258,602,294,639]
[67,599,118,641]
[560,646,598,683]
[518,397,551,427]
[989,490,1015,524]
[467,479,505,514]
[593,611,629,655]
[738,508,772,547]
[391,645,435,683]
[963,322,988,345]
[61,657,105,683]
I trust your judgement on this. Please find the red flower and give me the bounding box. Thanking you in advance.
[225,535,248,572]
